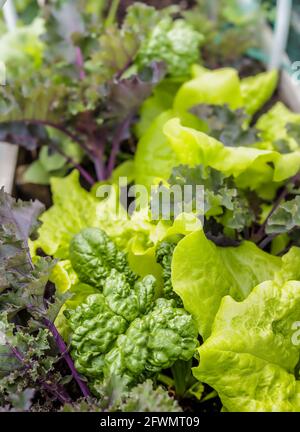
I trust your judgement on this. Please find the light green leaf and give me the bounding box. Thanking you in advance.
[257,102,300,151]
[171,229,281,339]
[173,67,244,129]
[241,70,278,116]
[134,110,179,191]
[135,78,183,139]
[33,170,161,269]
[33,170,101,258]
[164,118,277,190]
[50,260,78,294]
[23,160,51,186]
[136,18,203,77]
[0,18,44,76]
[194,277,300,411]
[39,147,66,172]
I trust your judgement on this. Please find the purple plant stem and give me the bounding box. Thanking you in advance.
[75,47,86,81]
[24,119,83,147]
[23,118,95,185]
[43,318,91,398]
[258,233,277,250]
[9,345,71,404]
[41,380,71,404]
[106,117,131,179]
[94,156,106,182]
[90,135,106,182]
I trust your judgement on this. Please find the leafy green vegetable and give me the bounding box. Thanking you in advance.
[155,164,254,231]
[70,228,136,288]
[62,378,181,412]
[164,118,276,191]
[88,2,170,83]
[257,102,300,151]
[183,0,263,67]
[174,67,244,128]
[171,229,281,339]
[68,294,197,385]
[240,70,278,116]
[0,189,91,407]
[120,379,181,412]
[155,241,182,306]
[133,68,282,193]
[134,110,179,190]
[190,104,258,147]
[0,317,58,405]
[194,251,300,411]
[135,77,184,139]
[2,0,299,413]
[136,18,203,77]
[32,170,154,259]
[64,228,198,384]
[32,170,101,258]
[0,18,44,77]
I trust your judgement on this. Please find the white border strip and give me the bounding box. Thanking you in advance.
[0,0,18,193]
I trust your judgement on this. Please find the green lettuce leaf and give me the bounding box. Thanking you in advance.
[257,102,300,150]
[32,170,101,258]
[255,103,300,182]
[164,118,277,190]
[173,67,244,129]
[32,170,155,259]
[133,69,283,192]
[135,78,184,139]
[194,252,300,411]
[136,18,203,77]
[171,229,281,339]
[134,110,179,190]
[0,18,44,77]
[240,70,278,116]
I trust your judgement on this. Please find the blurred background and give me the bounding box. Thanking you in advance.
[1,0,299,62]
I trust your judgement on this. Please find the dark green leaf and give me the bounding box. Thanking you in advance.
[266,196,300,234]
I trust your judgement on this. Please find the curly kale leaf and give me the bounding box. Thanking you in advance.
[266,196,300,234]
[190,104,259,147]
[0,191,90,405]
[0,314,69,407]
[61,378,181,412]
[0,187,44,249]
[121,379,181,412]
[166,165,254,231]
[0,188,55,313]
[136,18,203,77]
[155,241,182,306]
[88,2,164,83]
[70,227,137,289]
